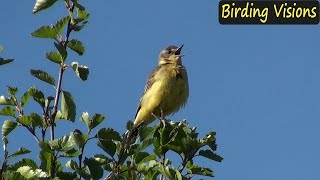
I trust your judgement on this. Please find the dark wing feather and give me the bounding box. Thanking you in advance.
[135,65,162,118]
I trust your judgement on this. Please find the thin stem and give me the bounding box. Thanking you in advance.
[0,140,8,179]
[160,152,166,180]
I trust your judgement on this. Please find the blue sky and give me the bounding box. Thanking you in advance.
[1,1,320,179]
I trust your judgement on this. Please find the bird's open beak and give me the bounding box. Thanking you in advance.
[175,44,184,55]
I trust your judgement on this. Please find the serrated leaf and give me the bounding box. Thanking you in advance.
[39,150,52,172]
[68,39,85,55]
[21,89,31,107]
[65,160,78,170]
[76,8,90,22]
[0,96,15,105]
[97,139,116,157]
[71,61,89,81]
[126,120,134,131]
[0,106,15,117]
[17,115,32,126]
[2,171,25,180]
[135,138,153,153]
[186,162,214,177]
[9,148,31,159]
[90,113,105,130]
[31,25,56,39]
[0,58,14,66]
[55,16,70,34]
[17,166,49,178]
[2,120,17,137]
[7,86,18,96]
[81,112,90,129]
[92,154,111,165]
[9,158,38,171]
[30,69,56,87]
[46,51,63,64]
[96,128,122,141]
[198,149,223,162]
[60,148,81,158]
[38,141,53,153]
[54,42,67,60]
[33,0,58,14]
[61,91,76,121]
[30,87,45,108]
[70,130,86,148]
[138,126,155,141]
[30,113,45,128]
[84,158,104,179]
[135,152,149,164]
[73,21,88,31]
[50,135,75,151]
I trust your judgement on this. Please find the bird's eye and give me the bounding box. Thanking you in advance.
[167,50,172,54]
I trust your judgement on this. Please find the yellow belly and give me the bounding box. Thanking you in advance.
[134,66,189,126]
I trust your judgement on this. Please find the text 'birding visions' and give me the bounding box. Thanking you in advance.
[219,1,319,24]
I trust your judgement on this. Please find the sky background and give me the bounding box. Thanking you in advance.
[1,1,320,179]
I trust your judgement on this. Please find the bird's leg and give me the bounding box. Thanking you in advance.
[160,108,164,120]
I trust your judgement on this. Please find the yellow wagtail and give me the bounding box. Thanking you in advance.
[134,45,189,127]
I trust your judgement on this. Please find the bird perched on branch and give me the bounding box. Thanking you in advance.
[133,45,189,127]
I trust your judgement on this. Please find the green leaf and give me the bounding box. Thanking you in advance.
[55,16,70,34]
[56,171,77,179]
[39,150,52,172]
[21,89,31,107]
[46,51,63,64]
[138,126,155,141]
[97,139,116,157]
[81,112,90,129]
[30,87,45,108]
[135,138,153,153]
[76,8,90,22]
[54,42,67,60]
[90,113,105,130]
[49,135,75,151]
[92,154,111,165]
[135,152,149,164]
[0,58,14,66]
[96,128,122,141]
[68,39,85,55]
[73,21,89,31]
[30,69,56,87]
[60,148,82,158]
[9,158,38,171]
[70,130,87,148]
[65,160,78,170]
[7,86,18,96]
[186,162,214,177]
[38,141,53,153]
[30,113,45,128]
[2,171,25,180]
[71,61,89,81]
[2,120,17,137]
[126,120,134,131]
[17,166,49,178]
[31,25,56,39]
[198,149,223,162]
[33,0,58,14]
[61,91,76,121]
[17,115,32,126]
[9,148,31,159]
[84,158,104,179]
[0,96,15,105]
[0,106,16,117]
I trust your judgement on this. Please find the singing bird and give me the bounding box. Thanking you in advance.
[134,45,189,127]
